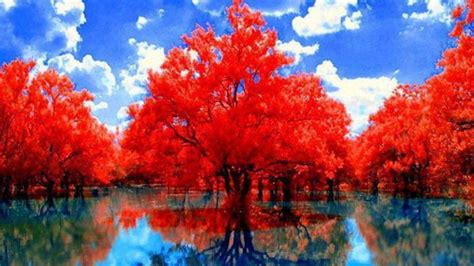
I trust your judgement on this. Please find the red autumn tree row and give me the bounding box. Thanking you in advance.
[353,1,473,198]
[0,60,116,202]
[1,0,471,203]
[120,0,351,200]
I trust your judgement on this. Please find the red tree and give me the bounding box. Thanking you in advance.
[0,60,116,202]
[354,1,473,198]
[121,0,351,199]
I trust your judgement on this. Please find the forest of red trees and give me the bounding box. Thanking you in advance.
[0,0,472,204]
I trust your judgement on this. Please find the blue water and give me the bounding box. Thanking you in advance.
[0,190,472,265]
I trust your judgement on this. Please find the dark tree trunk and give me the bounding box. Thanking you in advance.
[393,174,399,197]
[327,178,334,202]
[257,179,263,201]
[74,175,85,199]
[221,166,251,199]
[310,179,316,200]
[282,177,292,202]
[372,177,379,197]
[269,178,278,202]
[241,172,251,198]
[15,181,29,200]
[402,172,410,199]
[335,176,341,201]
[46,180,55,208]
[221,167,232,194]
[2,176,12,203]
[61,173,70,200]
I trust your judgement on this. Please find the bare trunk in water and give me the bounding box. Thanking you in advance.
[74,175,85,199]
[2,176,12,203]
[327,178,334,202]
[46,180,55,208]
[220,165,252,199]
[282,177,292,203]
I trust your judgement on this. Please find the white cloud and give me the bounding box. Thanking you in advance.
[85,101,109,112]
[116,106,130,120]
[191,0,224,16]
[258,0,305,17]
[158,8,165,17]
[292,0,362,36]
[402,0,463,23]
[343,11,362,30]
[120,38,166,96]
[276,40,319,64]
[2,0,86,58]
[50,0,86,51]
[316,60,398,133]
[0,0,16,11]
[53,0,85,20]
[48,54,117,95]
[136,16,149,30]
[192,0,304,18]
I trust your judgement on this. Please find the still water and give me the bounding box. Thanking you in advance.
[0,189,472,265]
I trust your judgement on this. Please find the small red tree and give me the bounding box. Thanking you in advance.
[0,60,115,202]
[354,1,473,198]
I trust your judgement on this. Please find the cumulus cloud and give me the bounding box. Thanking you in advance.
[316,60,398,133]
[120,38,166,96]
[0,0,16,11]
[292,0,362,36]
[276,40,319,64]
[84,100,109,112]
[48,54,116,95]
[49,0,86,51]
[402,0,463,23]
[1,0,86,59]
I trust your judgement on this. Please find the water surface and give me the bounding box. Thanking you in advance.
[0,189,472,265]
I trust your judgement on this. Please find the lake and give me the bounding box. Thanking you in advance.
[0,189,472,265]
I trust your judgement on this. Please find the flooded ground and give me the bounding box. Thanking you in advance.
[0,189,472,265]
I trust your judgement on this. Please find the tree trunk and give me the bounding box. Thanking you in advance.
[327,178,334,202]
[2,176,12,203]
[393,174,399,197]
[282,177,292,202]
[74,175,85,199]
[402,173,409,199]
[372,177,379,196]
[46,180,55,208]
[257,179,263,201]
[241,171,251,198]
[61,173,70,200]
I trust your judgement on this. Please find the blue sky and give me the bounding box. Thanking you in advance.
[0,0,463,133]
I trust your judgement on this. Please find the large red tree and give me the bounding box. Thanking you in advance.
[121,0,351,199]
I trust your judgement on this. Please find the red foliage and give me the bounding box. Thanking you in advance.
[0,60,116,200]
[121,0,351,198]
[353,3,474,198]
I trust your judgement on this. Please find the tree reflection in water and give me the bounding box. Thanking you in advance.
[0,196,118,266]
[0,190,472,265]
[355,195,474,266]
[117,193,350,265]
